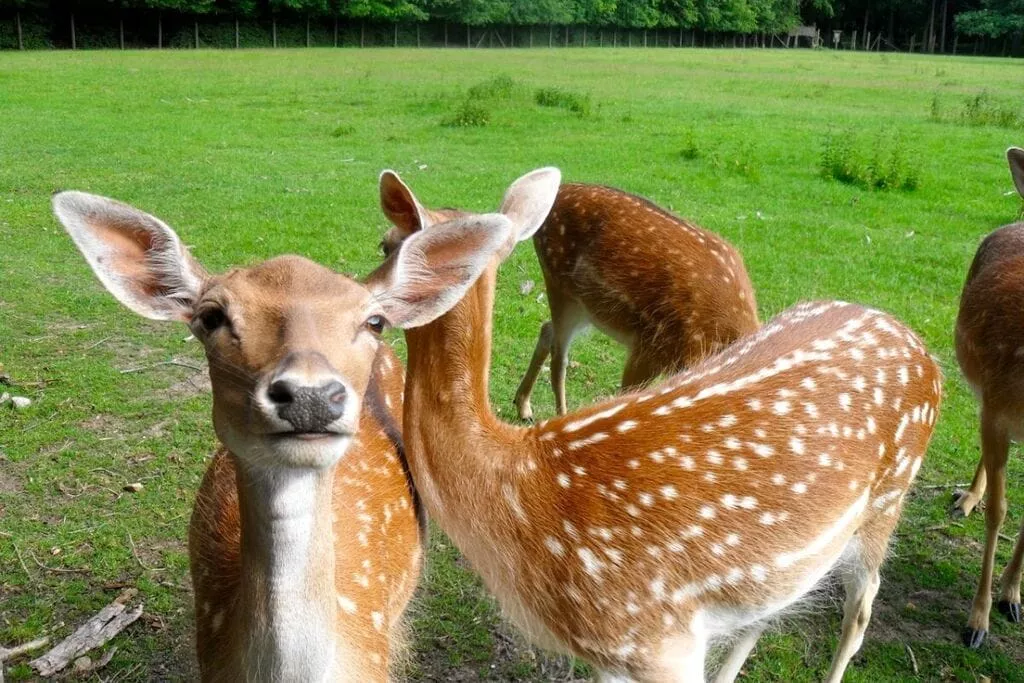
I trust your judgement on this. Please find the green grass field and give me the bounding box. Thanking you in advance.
[2,47,1024,681]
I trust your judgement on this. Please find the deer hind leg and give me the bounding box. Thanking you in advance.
[964,409,1010,648]
[620,347,661,393]
[951,456,987,519]
[997,512,1024,625]
[823,543,882,683]
[712,623,767,683]
[514,320,553,421]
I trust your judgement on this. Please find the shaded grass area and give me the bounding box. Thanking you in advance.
[2,48,1024,680]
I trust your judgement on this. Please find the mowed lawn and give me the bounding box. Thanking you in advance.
[2,47,1024,681]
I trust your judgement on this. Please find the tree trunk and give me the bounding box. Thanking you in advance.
[334,17,338,47]
[361,21,365,48]
[417,24,421,47]
[394,22,398,48]
[564,25,568,47]
[70,12,76,50]
[548,24,552,48]
[273,18,277,48]
[643,29,647,47]
[158,14,162,49]
[194,20,199,49]
[16,11,23,50]
[940,0,948,53]
[237,18,241,48]
[306,17,311,48]
[582,26,586,47]
[468,24,471,48]
[600,29,603,47]
[927,0,936,52]
[120,17,125,50]
[529,26,533,48]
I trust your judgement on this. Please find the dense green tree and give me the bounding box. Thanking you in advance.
[957,0,1024,37]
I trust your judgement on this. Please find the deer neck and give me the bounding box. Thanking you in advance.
[403,263,520,518]
[235,461,340,681]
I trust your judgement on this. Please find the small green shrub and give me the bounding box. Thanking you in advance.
[679,132,702,160]
[534,87,591,117]
[467,75,521,101]
[331,124,356,137]
[442,101,490,128]
[820,131,919,192]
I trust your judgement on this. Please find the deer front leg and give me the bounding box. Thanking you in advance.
[514,320,553,421]
[964,410,1010,648]
[951,457,987,519]
[712,624,766,683]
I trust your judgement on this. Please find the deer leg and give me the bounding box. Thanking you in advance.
[712,623,766,683]
[997,508,1024,624]
[514,320,553,421]
[548,300,589,416]
[621,347,660,393]
[823,555,881,683]
[951,456,987,519]
[964,410,1010,648]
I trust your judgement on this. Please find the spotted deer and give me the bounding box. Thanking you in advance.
[52,192,424,682]
[952,146,1024,648]
[366,168,941,681]
[507,183,760,420]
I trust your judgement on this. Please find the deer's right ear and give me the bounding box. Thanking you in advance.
[1008,147,1024,199]
[52,192,207,322]
[380,170,432,236]
[499,167,561,242]
[367,214,514,329]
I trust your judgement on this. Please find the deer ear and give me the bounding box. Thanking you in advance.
[499,167,561,242]
[1008,148,1024,200]
[368,214,514,329]
[52,191,207,322]
[380,170,433,236]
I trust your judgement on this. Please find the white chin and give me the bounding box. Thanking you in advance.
[269,434,354,469]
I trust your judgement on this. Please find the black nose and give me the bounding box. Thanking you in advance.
[267,379,347,433]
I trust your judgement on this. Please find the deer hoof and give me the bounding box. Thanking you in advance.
[961,626,987,649]
[998,600,1022,624]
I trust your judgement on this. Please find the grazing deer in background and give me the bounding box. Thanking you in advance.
[952,146,1024,648]
[53,192,424,682]
[379,178,761,422]
[366,168,941,681]
[512,183,761,420]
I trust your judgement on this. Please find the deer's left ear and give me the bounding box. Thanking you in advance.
[499,167,561,243]
[1008,147,1024,199]
[52,191,207,322]
[380,170,433,236]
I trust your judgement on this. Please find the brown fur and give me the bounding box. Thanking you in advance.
[515,183,760,418]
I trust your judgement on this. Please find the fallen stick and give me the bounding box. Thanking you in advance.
[1,635,50,683]
[29,589,142,677]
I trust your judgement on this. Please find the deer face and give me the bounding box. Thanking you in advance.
[53,193,386,471]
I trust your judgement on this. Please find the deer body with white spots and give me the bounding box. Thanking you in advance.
[953,146,1024,649]
[511,183,760,420]
[53,193,424,682]
[366,169,941,682]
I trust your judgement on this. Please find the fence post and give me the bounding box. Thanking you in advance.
[334,17,338,47]
[548,24,552,47]
[16,11,23,50]
[158,14,162,49]
[529,26,533,47]
[564,25,568,47]
[582,26,586,47]
[393,22,398,47]
[194,20,199,48]
[70,13,76,50]
[306,17,311,47]
[361,21,365,47]
[237,18,241,48]
[865,31,871,51]
[417,24,421,47]
[909,34,915,52]
[120,17,125,49]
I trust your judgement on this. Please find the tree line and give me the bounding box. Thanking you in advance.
[0,0,1021,51]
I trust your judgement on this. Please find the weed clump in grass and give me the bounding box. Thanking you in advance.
[677,131,759,180]
[442,101,491,128]
[467,75,521,101]
[535,87,591,117]
[820,131,919,191]
[930,91,1024,129]
[331,124,356,137]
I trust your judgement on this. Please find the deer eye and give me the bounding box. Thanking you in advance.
[196,308,227,333]
[365,315,386,335]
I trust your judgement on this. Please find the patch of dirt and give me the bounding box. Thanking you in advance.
[77,413,131,441]
[0,454,22,495]
[164,369,212,400]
